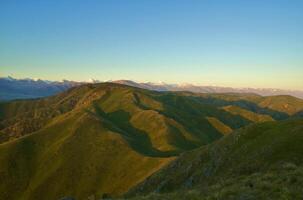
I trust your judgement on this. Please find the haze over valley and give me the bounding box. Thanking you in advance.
[1,76,303,101]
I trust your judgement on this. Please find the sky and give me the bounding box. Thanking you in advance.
[0,0,303,90]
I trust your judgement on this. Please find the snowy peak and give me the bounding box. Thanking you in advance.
[107,80,303,99]
[1,76,302,100]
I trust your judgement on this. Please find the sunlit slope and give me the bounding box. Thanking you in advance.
[222,105,274,122]
[258,95,303,115]
[0,84,102,142]
[206,117,232,135]
[129,119,303,199]
[199,93,303,116]
[1,84,302,146]
[0,110,174,200]
[0,83,252,199]
[0,83,253,149]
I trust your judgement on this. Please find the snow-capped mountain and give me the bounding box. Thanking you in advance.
[0,77,82,100]
[1,77,302,101]
[112,80,303,99]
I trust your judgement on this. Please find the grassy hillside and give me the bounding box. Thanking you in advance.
[1,84,301,145]
[128,119,303,199]
[199,93,303,116]
[206,117,233,135]
[258,95,303,115]
[0,84,97,142]
[0,110,175,200]
[0,83,249,199]
[0,83,254,148]
[0,83,302,199]
[222,105,274,122]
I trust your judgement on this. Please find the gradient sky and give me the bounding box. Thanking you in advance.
[1,0,303,90]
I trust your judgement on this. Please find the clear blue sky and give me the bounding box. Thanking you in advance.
[1,0,302,89]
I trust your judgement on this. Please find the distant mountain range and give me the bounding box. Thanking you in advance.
[1,76,303,100]
[0,76,81,100]
[112,80,303,99]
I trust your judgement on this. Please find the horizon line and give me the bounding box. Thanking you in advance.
[1,75,303,92]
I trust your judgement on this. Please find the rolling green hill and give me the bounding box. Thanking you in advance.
[0,83,302,199]
[0,110,175,199]
[198,93,303,116]
[222,105,274,122]
[127,119,303,199]
[0,83,244,199]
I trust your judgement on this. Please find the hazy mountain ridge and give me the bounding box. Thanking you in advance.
[1,76,303,101]
[0,76,82,100]
[112,80,303,99]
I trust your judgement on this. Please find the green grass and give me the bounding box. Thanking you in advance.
[125,164,303,200]
[206,117,233,135]
[127,119,303,199]
[0,83,303,200]
[199,93,303,116]
[258,95,303,115]
[0,111,174,200]
[222,105,274,122]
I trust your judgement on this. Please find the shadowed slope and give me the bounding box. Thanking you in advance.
[128,119,303,199]
[222,105,274,122]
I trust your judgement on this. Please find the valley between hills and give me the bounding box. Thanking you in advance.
[0,83,303,200]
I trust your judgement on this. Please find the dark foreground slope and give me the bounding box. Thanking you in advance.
[128,119,303,200]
